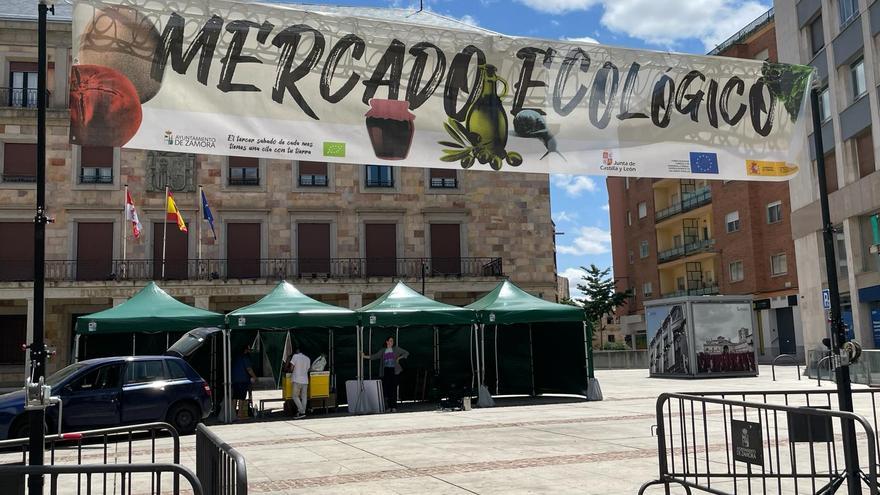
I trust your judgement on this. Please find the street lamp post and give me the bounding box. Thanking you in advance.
[810,87,860,494]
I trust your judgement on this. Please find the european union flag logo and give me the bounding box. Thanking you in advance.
[689,152,719,174]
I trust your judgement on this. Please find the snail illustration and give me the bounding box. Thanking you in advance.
[513,109,565,161]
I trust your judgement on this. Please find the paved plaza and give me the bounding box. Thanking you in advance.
[199,368,825,494]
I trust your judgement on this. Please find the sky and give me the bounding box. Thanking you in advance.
[300,0,773,298]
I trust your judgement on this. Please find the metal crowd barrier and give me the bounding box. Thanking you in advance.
[196,423,248,494]
[0,422,184,495]
[640,392,880,494]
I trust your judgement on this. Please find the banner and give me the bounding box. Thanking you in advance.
[70,0,813,180]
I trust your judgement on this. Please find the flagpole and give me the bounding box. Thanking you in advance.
[162,186,168,279]
[198,184,203,263]
[122,184,128,279]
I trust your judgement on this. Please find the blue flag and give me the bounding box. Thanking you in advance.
[201,189,216,239]
[689,152,719,174]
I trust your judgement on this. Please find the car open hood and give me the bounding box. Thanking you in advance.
[165,327,223,358]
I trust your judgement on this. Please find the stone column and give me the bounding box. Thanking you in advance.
[52,47,69,109]
[348,292,362,310]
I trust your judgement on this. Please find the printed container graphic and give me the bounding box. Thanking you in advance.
[365,99,416,160]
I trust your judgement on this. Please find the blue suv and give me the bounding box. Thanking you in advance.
[0,356,212,439]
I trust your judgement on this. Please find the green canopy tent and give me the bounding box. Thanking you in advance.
[225,281,359,407]
[73,281,228,416]
[74,281,224,357]
[355,282,476,408]
[466,280,597,399]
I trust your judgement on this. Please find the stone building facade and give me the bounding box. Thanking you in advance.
[608,10,805,361]
[0,6,558,385]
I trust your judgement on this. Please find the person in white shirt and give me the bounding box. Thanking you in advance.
[290,347,311,419]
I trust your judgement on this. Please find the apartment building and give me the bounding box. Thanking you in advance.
[608,11,805,361]
[0,3,558,385]
[775,0,880,352]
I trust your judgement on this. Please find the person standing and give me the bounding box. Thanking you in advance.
[363,336,409,412]
[290,346,311,419]
[231,346,257,420]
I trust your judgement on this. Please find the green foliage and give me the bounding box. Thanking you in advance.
[602,342,629,351]
[575,264,633,327]
[559,297,580,307]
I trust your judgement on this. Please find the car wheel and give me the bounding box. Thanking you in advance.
[167,403,199,435]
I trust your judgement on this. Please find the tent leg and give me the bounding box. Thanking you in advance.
[132,334,136,356]
[528,324,535,397]
[585,322,603,401]
[224,329,233,423]
[470,325,477,391]
[368,327,373,380]
[72,334,80,364]
[493,325,499,395]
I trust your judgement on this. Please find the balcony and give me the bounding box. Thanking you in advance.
[11,257,504,282]
[298,175,328,187]
[1,87,39,108]
[430,177,458,189]
[657,238,716,264]
[80,170,113,184]
[654,188,712,222]
[1,173,36,183]
[660,283,720,299]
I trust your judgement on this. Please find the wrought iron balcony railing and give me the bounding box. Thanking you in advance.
[0,257,504,282]
[654,187,712,222]
[659,283,720,299]
[657,238,716,263]
[1,87,40,108]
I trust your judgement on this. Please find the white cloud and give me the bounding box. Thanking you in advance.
[557,226,612,255]
[519,0,770,50]
[600,0,770,50]
[552,210,579,224]
[564,36,600,44]
[558,267,588,299]
[551,174,597,197]
[458,14,479,26]
[600,203,610,212]
[516,0,600,14]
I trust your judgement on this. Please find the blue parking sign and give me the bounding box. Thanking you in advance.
[822,289,831,310]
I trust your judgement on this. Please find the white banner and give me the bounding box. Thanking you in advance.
[70,0,812,180]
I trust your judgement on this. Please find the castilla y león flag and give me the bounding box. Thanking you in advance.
[69,0,812,181]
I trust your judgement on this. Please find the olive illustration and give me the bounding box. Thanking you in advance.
[506,152,523,167]
[461,156,475,169]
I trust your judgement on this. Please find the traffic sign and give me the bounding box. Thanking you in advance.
[822,289,831,310]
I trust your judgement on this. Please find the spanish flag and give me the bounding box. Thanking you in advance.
[166,191,188,233]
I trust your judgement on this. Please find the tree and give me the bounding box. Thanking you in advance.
[576,264,633,348]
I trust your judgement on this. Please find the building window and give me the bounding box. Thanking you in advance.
[767,201,783,224]
[228,156,260,186]
[365,165,394,187]
[642,282,653,297]
[430,223,462,275]
[860,214,880,273]
[856,130,875,179]
[0,222,34,281]
[607,334,616,343]
[152,222,188,280]
[809,15,824,55]
[729,260,744,282]
[823,151,839,193]
[2,142,36,183]
[298,161,328,187]
[851,58,866,99]
[725,211,740,233]
[8,62,38,108]
[365,223,397,276]
[676,276,686,291]
[639,240,649,258]
[771,253,788,276]
[818,86,831,121]
[226,223,262,278]
[297,223,331,274]
[0,315,26,365]
[626,211,632,226]
[628,250,634,264]
[839,0,857,27]
[76,222,114,281]
[637,202,647,219]
[79,146,113,184]
[429,168,457,188]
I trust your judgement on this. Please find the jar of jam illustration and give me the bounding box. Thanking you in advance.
[365,99,416,160]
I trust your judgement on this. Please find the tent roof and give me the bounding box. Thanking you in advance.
[75,282,224,334]
[466,280,585,324]
[226,281,357,329]
[358,281,475,327]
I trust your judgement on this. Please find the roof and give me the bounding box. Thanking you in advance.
[466,280,585,324]
[226,280,357,329]
[77,355,179,365]
[358,281,475,327]
[75,282,225,334]
[707,7,774,56]
[0,0,492,34]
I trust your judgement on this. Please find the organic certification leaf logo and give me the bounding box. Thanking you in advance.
[323,141,346,157]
